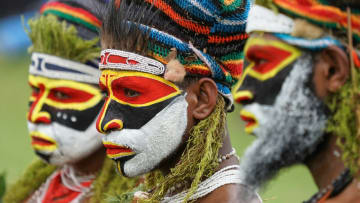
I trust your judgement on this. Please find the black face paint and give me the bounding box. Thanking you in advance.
[236,60,295,105]
[29,100,104,131]
[99,95,180,131]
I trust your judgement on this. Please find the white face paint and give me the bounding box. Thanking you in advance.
[28,118,103,166]
[239,54,328,189]
[102,95,188,177]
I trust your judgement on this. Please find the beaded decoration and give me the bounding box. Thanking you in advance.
[162,165,262,203]
[303,169,353,203]
[30,52,100,84]
[100,49,165,75]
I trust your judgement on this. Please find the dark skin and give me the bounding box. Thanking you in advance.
[172,78,260,203]
[305,45,360,202]
[73,146,106,175]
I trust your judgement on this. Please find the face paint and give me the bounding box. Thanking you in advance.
[233,36,301,133]
[27,75,104,165]
[238,53,328,189]
[97,70,187,177]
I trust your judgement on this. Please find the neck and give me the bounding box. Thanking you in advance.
[71,146,106,175]
[305,134,360,202]
[217,126,239,170]
[305,134,345,189]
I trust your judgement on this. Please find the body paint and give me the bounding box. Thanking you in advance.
[28,75,104,165]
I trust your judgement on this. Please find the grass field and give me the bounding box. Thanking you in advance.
[0,55,317,202]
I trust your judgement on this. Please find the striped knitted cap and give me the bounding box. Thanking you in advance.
[103,0,251,110]
[258,0,360,42]
[40,0,106,40]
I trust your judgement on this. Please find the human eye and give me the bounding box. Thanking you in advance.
[123,88,140,98]
[52,90,70,100]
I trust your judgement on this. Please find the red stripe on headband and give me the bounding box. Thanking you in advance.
[40,1,101,27]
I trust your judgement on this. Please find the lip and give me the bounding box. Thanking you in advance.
[103,141,136,159]
[239,110,258,134]
[30,132,57,152]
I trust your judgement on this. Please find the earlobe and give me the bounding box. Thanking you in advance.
[192,78,218,120]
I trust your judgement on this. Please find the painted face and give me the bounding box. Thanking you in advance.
[234,36,302,133]
[27,75,104,165]
[235,35,328,188]
[97,70,188,177]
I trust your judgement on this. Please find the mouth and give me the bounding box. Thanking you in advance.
[30,132,57,152]
[103,141,136,159]
[240,110,259,134]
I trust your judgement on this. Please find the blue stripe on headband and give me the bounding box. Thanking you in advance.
[273,33,344,50]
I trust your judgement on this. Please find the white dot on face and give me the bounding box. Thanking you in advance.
[71,116,77,122]
[62,113,68,120]
[57,112,62,118]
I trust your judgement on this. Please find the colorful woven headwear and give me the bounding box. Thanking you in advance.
[29,0,106,84]
[40,0,104,39]
[247,0,360,50]
[100,0,251,110]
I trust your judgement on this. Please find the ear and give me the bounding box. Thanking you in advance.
[187,78,218,120]
[313,45,349,99]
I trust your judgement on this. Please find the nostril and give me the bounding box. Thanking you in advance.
[234,90,254,105]
[104,119,123,133]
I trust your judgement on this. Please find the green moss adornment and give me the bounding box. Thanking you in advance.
[89,158,138,203]
[326,80,360,175]
[3,158,138,203]
[3,159,57,203]
[26,15,100,63]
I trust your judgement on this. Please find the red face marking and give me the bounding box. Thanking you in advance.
[110,76,179,105]
[246,45,292,75]
[47,87,95,103]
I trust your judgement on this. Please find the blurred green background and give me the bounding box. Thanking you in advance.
[0,55,317,202]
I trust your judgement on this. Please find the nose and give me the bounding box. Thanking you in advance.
[234,90,254,105]
[96,98,124,134]
[28,85,51,124]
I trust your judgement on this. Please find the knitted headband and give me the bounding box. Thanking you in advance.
[272,0,360,41]
[40,0,105,40]
[102,0,251,110]
[248,0,360,50]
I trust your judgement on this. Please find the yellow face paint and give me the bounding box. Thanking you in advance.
[99,70,181,108]
[243,37,301,81]
[30,131,57,152]
[28,75,102,122]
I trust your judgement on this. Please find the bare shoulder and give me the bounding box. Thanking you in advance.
[196,184,262,203]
